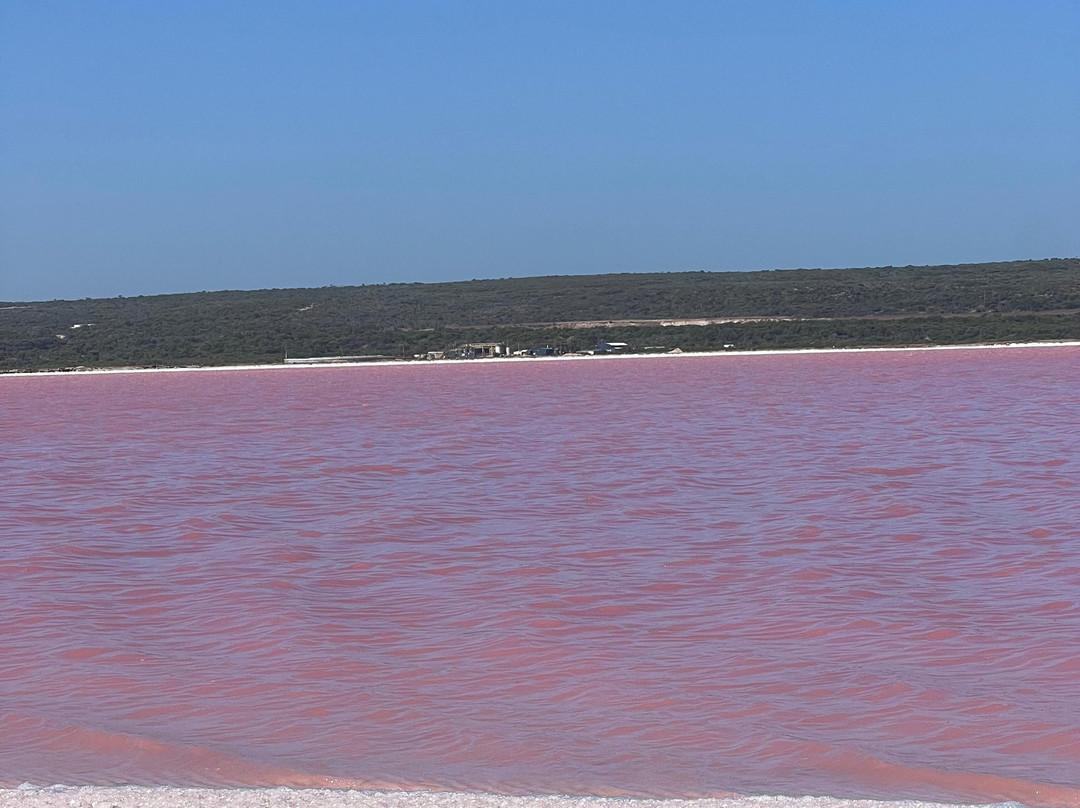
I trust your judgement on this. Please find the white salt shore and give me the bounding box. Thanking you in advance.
[0,790,1012,808]
[3,340,1080,379]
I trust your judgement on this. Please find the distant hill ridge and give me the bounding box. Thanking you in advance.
[3,258,1079,370]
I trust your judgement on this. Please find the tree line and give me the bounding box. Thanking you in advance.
[2,258,1079,371]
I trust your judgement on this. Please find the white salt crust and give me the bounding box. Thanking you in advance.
[3,340,1080,379]
[0,790,1006,808]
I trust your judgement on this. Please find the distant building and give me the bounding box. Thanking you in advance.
[596,342,629,353]
[459,342,509,358]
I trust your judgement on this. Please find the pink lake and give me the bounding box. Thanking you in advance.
[1,348,1079,805]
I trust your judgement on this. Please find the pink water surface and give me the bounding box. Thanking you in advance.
[2,348,1079,805]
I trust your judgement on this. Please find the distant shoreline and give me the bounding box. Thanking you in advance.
[3,339,1080,379]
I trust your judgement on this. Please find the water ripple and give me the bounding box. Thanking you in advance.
[1,349,1079,804]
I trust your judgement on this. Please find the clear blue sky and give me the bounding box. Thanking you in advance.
[2,1,1078,302]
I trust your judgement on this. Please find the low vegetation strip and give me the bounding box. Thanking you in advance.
[2,259,1079,371]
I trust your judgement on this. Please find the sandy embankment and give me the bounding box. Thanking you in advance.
[4,340,1080,379]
